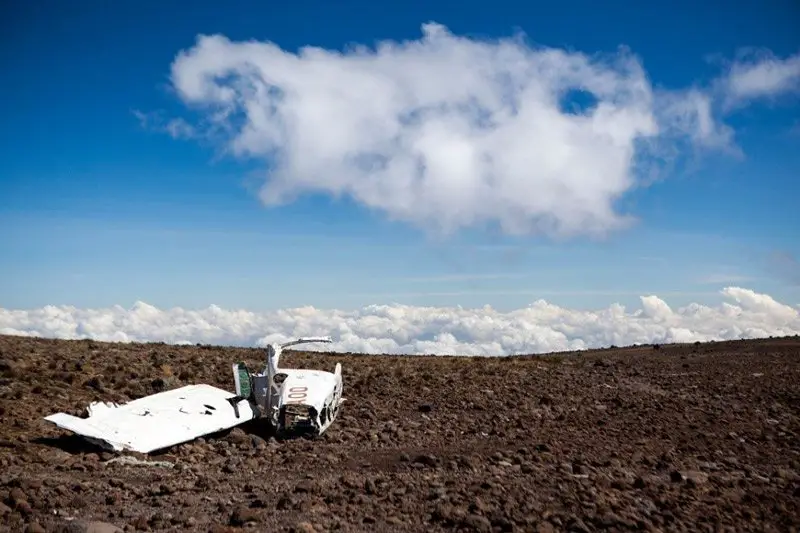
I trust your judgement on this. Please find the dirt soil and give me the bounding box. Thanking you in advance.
[0,334,799,533]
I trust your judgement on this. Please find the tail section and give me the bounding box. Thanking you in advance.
[334,362,345,407]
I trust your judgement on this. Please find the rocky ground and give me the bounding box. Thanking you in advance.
[0,334,799,532]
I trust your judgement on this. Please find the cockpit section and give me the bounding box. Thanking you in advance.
[279,403,320,435]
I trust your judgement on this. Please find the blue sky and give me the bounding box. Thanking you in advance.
[1,0,799,313]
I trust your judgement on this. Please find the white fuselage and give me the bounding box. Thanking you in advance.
[253,340,343,435]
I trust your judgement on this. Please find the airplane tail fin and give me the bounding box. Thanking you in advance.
[334,362,342,377]
[232,362,252,398]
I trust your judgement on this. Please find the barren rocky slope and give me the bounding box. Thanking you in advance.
[1,334,799,532]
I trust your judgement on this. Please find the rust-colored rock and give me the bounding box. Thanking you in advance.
[1,334,799,532]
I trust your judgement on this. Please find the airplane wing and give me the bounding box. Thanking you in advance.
[44,384,257,454]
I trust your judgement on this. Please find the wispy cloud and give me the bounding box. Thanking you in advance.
[400,273,530,283]
[721,49,800,108]
[356,288,718,299]
[767,251,800,286]
[132,109,197,140]
[696,273,754,285]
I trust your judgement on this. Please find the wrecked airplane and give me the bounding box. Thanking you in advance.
[43,337,344,453]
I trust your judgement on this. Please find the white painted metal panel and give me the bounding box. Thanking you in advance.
[44,384,256,453]
[279,369,338,409]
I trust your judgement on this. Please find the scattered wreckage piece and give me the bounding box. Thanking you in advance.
[234,336,345,437]
[43,337,345,453]
[105,455,175,468]
[44,383,258,453]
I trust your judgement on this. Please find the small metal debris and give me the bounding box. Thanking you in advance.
[105,455,175,468]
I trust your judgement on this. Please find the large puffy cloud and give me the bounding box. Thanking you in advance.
[2,288,797,355]
[162,23,748,238]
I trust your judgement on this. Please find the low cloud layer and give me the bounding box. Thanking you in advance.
[155,24,798,238]
[2,288,797,355]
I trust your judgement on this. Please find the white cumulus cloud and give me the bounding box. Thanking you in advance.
[1,288,797,356]
[162,22,748,239]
